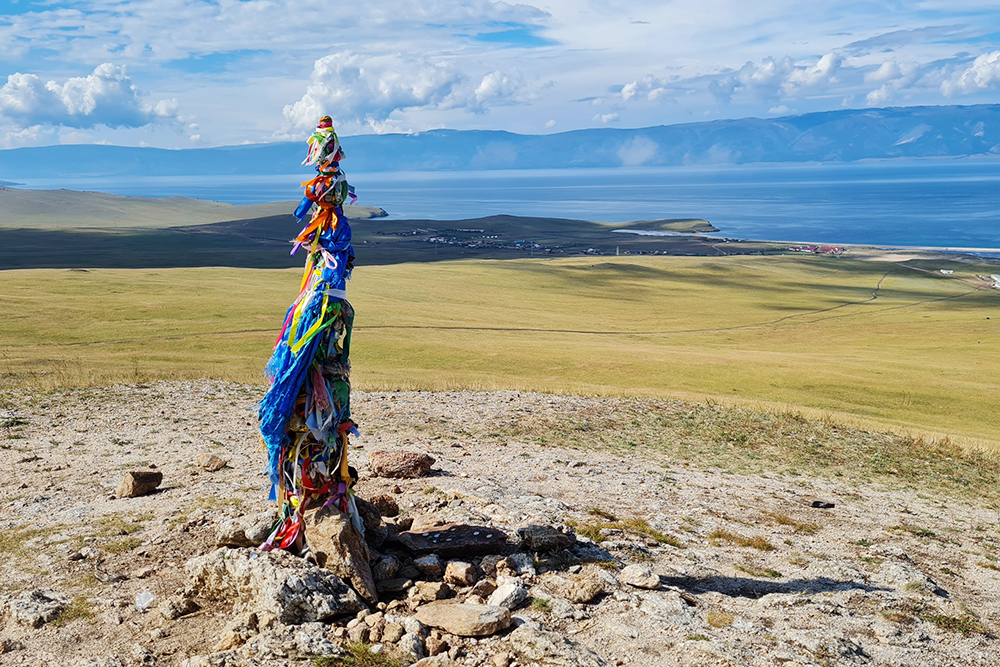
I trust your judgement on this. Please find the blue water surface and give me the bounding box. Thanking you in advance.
[16,159,1000,250]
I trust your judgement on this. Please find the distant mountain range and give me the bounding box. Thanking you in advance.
[1,104,999,179]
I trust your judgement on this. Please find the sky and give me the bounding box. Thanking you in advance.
[1,0,1000,148]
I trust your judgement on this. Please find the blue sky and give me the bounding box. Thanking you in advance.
[1,0,1000,148]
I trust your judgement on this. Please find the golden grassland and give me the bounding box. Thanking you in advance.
[1,254,998,451]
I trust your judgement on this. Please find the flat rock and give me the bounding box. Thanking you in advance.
[415,602,512,637]
[539,573,603,604]
[196,453,228,472]
[216,511,279,548]
[304,504,378,605]
[3,589,69,628]
[368,451,435,478]
[115,470,162,498]
[508,621,607,666]
[413,581,453,602]
[397,524,509,559]
[518,524,575,552]
[620,564,660,589]
[637,591,694,623]
[185,547,363,626]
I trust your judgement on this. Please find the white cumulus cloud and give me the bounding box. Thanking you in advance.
[0,64,181,129]
[864,60,919,106]
[941,51,1000,96]
[620,75,672,103]
[709,53,840,103]
[474,70,527,106]
[282,51,532,132]
[282,52,463,131]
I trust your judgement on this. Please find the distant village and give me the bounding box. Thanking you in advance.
[788,245,847,255]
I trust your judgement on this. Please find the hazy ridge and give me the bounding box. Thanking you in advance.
[0,186,385,229]
[1,105,999,180]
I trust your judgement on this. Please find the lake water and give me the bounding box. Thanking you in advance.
[16,159,1000,251]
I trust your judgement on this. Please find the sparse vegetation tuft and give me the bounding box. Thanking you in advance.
[735,564,782,578]
[709,530,774,551]
[0,524,65,557]
[105,537,143,553]
[706,611,734,628]
[90,515,146,538]
[530,597,552,612]
[312,643,405,667]
[51,596,95,627]
[892,524,937,539]
[568,514,683,548]
[907,604,989,636]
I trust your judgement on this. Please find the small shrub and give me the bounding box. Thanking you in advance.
[687,634,710,641]
[529,597,552,612]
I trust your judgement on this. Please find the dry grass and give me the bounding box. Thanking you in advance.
[909,604,989,636]
[51,596,96,627]
[706,611,734,628]
[4,256,1000,505]
[104,537,143,553]
[570,509,684,548]
[709,530,775,551]
[312,643,405,667]
[735,564,783,579]
[2,254,999,453]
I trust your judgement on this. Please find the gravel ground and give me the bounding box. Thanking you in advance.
[1,380,998,666]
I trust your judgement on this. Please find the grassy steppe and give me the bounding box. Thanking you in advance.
[1,254,998,450]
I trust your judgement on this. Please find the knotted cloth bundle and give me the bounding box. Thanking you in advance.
[257,117,362,553]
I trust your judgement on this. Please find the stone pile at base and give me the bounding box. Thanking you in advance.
[163,465,622,667]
